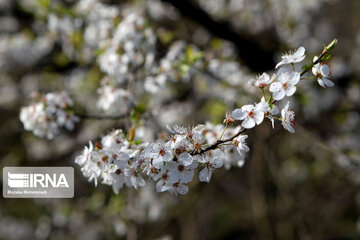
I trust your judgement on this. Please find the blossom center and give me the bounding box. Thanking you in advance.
[258,83,266,88]
[132,169,138,177]
[159,149,166,156]
[288,110,296,126]
[248,110,255,118]
[187,131,194,138]
[174,147,185,155]
[161,173,168,180]
[102,155,108,162]
[178,164,185,172]
[194,142,201,150]
[150,167,157,174]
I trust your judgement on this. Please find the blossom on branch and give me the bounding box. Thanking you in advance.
[20,92,79,139]
[231,103,267,129]
[312,56,334,88]
[270,69,300,100]
[281,102,296,133]
[275,46,306,69]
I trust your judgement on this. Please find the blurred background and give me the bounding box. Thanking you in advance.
[1,0,360,239]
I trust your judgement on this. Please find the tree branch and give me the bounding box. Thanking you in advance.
[192,128,247,156]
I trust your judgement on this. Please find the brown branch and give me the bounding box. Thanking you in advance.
[192,128,247,156]
[300,49,328,77]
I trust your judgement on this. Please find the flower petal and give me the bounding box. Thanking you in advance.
[285,86,297,96]
[288,72,300,86]
[270,82,282,92]
[199,167,212,182]
[178,152,193,166]
[323,78,334,87]
[273,89,286,100]
[317,78,326,88]
[254,111,265,125]
[242,117,256,129]
[232,108,246,120]
[320,64,330,77]
[177,184,189,195]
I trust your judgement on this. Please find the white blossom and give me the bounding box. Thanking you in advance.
[97,83,133,114]
[281,102,296,133]
[166,160,198,184]
[275,46,306,69]
[249,72,272,88]
[232,102,267,129]
[145,141,173,168]
[161,181,189,195]
[270,69,300,100]
[259,97,279,128]
[19,92,79,139]
[312,56,334,88]
[125,168,146,190]
[197,149,224,182]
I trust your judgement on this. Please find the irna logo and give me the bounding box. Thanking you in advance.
[3,167,74,198]
[8,172,69,188]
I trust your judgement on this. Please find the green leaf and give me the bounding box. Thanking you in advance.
[134,103,146,114]
[38,0,51,8]
[266,95,273,103]
[93,48,106,57]
[301,63,313,71]
[326,38,338,51]
[185,46,204,64]
[70,31,83,50]
[180,64,190,76]
[321,52,332,61]
[130,103,147,122]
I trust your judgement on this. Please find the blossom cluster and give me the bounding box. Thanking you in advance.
[95,13,157,113]
[19,42,335,195]
[17,3,337,195]
[20,92,79,139]
[234,46,334,134]
[96,78,133,114]
[75,123,249,195]
[97,13,156,81]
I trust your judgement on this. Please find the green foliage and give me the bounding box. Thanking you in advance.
[94,48,106,57]
[71,31,84,51]
[38,0,51,8]
[321,52,332,61]
[53,52,70,67]
[131,103,147,123]
[325,38,338,51]
[105,195,126,216]
[301,63,314,71]
[158,30,174,45]
[202,100,226,124]
[178,46,204,76]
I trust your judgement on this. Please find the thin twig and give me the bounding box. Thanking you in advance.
[300,49,327,77]
[193,128,246,155]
